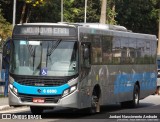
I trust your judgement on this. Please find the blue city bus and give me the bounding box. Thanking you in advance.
[6,23,157,114]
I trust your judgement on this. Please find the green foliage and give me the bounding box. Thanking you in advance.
[29,0,61,22]
[115,0,159,35]
[0,8,12,47]
[105,0,117,24]
[64,0,101,23]
[0,0,159,37]
[25,0,45,6]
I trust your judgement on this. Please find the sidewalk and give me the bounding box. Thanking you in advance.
[0,97,11,110]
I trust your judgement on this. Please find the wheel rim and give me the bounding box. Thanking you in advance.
[134,91,139,105]
[91,96,97,108]
[91,94,99,113]
[158,87,160,94]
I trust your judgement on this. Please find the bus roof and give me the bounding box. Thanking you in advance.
[16,22,76,27]
[78,23,157,40]
[16,23,127,31]
[75,23,128,32]
[16,22,157,40]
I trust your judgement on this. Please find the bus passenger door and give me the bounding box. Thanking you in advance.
[81,42,91,76]
[79,42,92,108]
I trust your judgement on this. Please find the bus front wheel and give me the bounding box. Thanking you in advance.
[90,88,100,114]
[157,87,160,95]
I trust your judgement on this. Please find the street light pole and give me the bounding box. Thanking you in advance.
[13,0,16,27]
[61,0,63,22]
[158,9,160,55]
[84,0,87,23]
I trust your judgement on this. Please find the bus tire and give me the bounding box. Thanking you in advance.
[130,84,140,108]
[157,87,160,95]
[30,106,44,114]
[89,88,100,114]
[121,84,140,108]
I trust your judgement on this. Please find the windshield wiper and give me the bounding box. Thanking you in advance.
[26,42,36,58]
[26,41,37,72]
[46,39,61,67]
[47,39,61,56]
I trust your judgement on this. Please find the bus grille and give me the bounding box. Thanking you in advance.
[18,94,61,103]
[16,78,67,86]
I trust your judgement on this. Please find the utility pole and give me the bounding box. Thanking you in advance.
[61,0,63,22]
[84,0,87,23]
[13,0,16,27]
[100,0,107,24]
[158,9,160,55]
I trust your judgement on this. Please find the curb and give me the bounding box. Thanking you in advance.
[0,105,28,112]
[0,105,12,111]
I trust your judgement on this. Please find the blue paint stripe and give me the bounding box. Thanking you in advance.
[13,82,70,95]
[114,72,157,94]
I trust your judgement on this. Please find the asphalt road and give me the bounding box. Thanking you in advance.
[1,95,160,122]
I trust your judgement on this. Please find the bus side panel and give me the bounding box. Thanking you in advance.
[79,64,157,107]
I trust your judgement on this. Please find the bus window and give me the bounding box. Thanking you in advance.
[92,36,102,64]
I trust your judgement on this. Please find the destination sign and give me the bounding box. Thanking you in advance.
[13,26,76,36]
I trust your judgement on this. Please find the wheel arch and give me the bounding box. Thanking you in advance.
[135,81,140,90]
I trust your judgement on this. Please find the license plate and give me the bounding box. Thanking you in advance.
[33,98,45,103]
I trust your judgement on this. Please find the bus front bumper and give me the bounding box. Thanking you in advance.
[9,89,80,109]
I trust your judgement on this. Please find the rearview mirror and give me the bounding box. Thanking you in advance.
[84,47,89,59]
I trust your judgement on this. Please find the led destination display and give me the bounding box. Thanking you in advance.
[13,26,76,36]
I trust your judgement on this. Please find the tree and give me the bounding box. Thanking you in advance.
[0,8,12,48]
[64,0,101,23]
[115,0,159,35]
[29,0,61,22]
[19,0,46,23]
[106,0,117,24]
[100,0,107,24]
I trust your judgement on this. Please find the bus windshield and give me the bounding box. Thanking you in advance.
[10,40,78,77]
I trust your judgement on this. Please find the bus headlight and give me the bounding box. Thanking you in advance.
[9,76,18,95]
[62,85,77,98]
[9,83,18,96]
[9,84,13,90]
[70,85,77,93]
[13,87,18,95]
[9,76,15,84]
[10,85,18,96]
